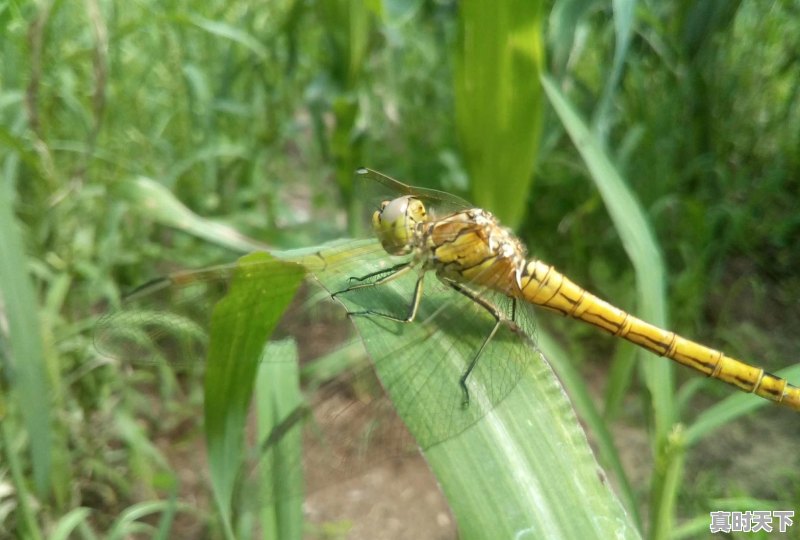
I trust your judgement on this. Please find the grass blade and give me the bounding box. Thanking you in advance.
[117,177,270,253]
[593,0,636,141]
[203,252,305,534]
[541,74,673,437]
[49,507,92,540]
[255,340,304,540]
[0,180,53,502]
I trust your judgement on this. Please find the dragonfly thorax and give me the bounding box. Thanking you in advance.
[372,195,428,256]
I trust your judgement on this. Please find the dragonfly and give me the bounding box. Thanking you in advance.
[97,169,800,447]
[94,167,798,527]
[336,168,800,412]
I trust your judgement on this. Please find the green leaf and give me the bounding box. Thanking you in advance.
[536,331,642,529]
[455,0,545,229]
[118,177,270,253]
[548,0,593,74]
[49,507,92,540]
[255,340,304,540]
[203,252,305,534]
[318,0,370,88]
[593,0,636,141]
[188,15,269,60]
[0,178,53,501]
[107,499,189,540]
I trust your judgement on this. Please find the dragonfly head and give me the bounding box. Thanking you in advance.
[373,196,427,255]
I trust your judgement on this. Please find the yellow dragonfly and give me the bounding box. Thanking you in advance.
[93,167,798,520]
[97,167,799,451]
[335,168,800,412]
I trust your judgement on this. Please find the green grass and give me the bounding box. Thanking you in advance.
[2,0,799,538]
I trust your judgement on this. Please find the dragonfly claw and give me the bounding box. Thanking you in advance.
[459,379,471,409]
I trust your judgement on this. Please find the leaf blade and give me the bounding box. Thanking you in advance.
[203,252,305,531]
[291,239,640,539]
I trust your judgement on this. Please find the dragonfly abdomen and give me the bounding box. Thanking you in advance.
[518,259,800,410]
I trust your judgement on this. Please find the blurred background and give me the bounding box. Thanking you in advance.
[1,0,799,538]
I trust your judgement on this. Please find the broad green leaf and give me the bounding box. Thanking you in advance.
[455,0,545,229]
[203,252,305,534]
[284,239,639,539]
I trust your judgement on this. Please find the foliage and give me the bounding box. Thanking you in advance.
[1,0,799,538]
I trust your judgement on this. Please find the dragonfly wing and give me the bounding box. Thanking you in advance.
[356,168,473,214]
[93,249,417,379]
[94,264,241,370]
[93,242,392,369]
[94,245,428,507]
[311,238,537,450]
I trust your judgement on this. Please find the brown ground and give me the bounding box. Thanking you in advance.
[304,452,455,540]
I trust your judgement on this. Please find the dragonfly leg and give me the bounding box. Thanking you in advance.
[446,281,507,407]
[331,261,413,296]
[339,268,425,324]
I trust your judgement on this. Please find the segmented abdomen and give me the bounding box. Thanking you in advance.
[517,258,800,410]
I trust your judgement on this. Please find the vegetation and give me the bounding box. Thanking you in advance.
[1,0,798,538]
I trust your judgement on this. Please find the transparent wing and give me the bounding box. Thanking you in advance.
[95,264,241,370]
[94,168,470,370]
[94,241,405,376]
[309,233,539,449]
[93,246,425,508]
[92,171,545,506]
[355,168,473,212]
[96,234,541,448]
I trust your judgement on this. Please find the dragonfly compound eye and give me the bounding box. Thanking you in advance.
[373,196,416,256]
